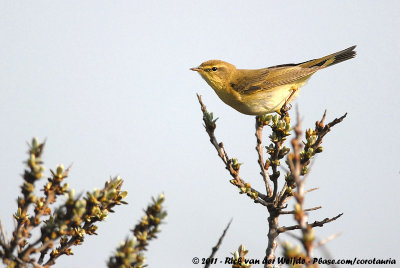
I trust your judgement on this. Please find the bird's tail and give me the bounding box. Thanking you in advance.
[299,45,357,69]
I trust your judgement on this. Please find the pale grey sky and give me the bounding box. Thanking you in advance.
[1,1,399,267]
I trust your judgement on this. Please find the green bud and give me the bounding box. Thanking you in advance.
[62,183,69,192]
[294,203,301,213]
[68,189,75,200]
[294,245,301,255]
[15,208,22,218]
[272,159,280,166]
[106,189,117,200]
[310,136,317,145]
[28,154,36,167]
[91,206,101,217]
[32,137,39,148]
[119,191,128,199]
[269,132,278,142]
[99,210,109,220]
[56,164,64,176]
[304,228,315,243]
[301,166,308,175]
[305,129,310,138]
[234,250,239,260]
[23,182,35,193]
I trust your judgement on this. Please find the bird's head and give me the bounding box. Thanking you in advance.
[191,60,236,92]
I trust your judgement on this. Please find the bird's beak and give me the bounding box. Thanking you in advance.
[190,67,201,72]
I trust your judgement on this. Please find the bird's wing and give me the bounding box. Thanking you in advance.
[232,45,356,94]
[232,65,319,94]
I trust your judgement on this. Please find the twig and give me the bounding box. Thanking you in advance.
[315,232,342,248]
[43,220,89,266]
[255,119,273,198]
[284,108,346,259]
[20,166,72,262]
[299,157,316,186]
[316,233,341,268]
[0,218,7,247]
[21,238,54,265]
[32,262,46,268]
[204,219,232,268]
[254,199,273,207]
[280,187,318,203]
[197,94,268,204]
[282,231,302,241]
[302,111,347,166]
[277,213,343,233]
[286,107,314,258]
[305,187,319,194]
[280,206,322,215]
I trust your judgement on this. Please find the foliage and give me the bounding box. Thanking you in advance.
[0,138,166,268]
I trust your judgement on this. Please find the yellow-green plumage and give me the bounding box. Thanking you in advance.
[191,46,356,115]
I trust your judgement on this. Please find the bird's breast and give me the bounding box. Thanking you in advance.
[215,83,304,115]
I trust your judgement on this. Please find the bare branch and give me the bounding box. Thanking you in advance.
[32,262,46,268]
[197,94,268,204]
[204,219,232,268]
[280,187,318,204]
[254,199,273,207]
[305,187,319,194]
[197,95,347,268]
[0,218,7,247]
[277,213,343,233]
[315,232,342,248]
[282,231,302,241]
[280,206,322,215]
[255,118,273,198]
[303,111,347,166]
[327,113,347,128]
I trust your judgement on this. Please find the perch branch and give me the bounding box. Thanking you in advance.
[197,94,268,205]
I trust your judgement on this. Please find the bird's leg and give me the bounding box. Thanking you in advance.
[279,86,298,118]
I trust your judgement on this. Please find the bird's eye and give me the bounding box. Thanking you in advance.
[212,67,218,71]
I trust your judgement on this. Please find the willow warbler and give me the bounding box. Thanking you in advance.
[191,46,356,115]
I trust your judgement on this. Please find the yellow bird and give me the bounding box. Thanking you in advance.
[191,46,356,116]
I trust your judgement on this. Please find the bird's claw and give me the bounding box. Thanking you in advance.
[279,103,292,119]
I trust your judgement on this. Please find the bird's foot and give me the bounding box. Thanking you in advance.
[279,103,292,119]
